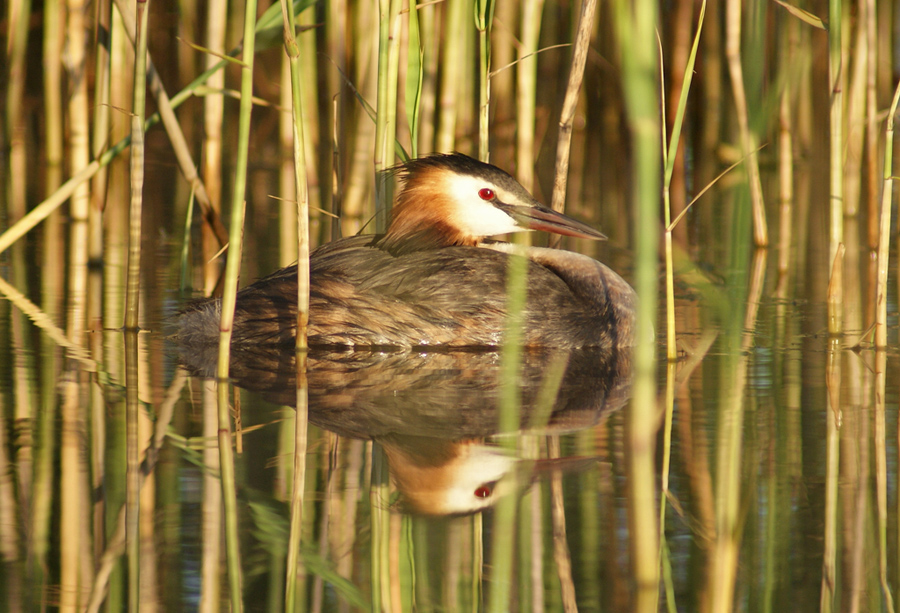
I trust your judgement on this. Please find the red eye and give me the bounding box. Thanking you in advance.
[474,486,492,498]
[478,188,495,201]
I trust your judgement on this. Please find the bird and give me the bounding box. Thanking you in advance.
[176,152,636,350]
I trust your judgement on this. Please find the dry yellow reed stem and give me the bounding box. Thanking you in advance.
[436,0,467,152]
[874,349,896,611]
[827,0,844,268]
[724,0,768,247]
[875,81,900,347]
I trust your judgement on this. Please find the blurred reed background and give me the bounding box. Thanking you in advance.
[2,0,900,610]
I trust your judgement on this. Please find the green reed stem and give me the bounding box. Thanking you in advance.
[280,0,312,606]
[370,443,391,613]
[662,0,705,362]
[489,246,528,613]
[405,0,423,159]
[215,0,261,609]
[614,0,660,609]
[659,360,677,612]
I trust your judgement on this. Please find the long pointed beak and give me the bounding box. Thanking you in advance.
[498,202,607,240]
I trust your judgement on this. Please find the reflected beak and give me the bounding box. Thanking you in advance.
[498,202,607,240]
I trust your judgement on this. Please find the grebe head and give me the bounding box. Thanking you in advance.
[377,153,606,254]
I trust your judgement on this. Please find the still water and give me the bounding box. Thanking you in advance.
[2,215,898,611]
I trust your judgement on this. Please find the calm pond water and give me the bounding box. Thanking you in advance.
[2,202,899,612]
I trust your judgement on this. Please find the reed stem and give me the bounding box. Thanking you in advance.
[214,0,262,609]
[874,81,900,347]
[374,0,403,230]
[827,0,844,269]
[614,0,660,608]
[475,0,494,161]
[280,0,312,606]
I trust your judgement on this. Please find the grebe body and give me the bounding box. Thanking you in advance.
[177,153,636,350]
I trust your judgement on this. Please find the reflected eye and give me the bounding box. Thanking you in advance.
[478,188,495,201]
[474,485,492,498]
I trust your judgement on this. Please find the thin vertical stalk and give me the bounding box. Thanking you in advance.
[61,0,93,605]
[820,339,841,612]
[471,516,483,612]
[374,0,403,229]
[417,0,439,154]
[103,14,129,608]
[125,1,150,609]
[5,0,34,604]
[215,0,261,610]
[724,0,768,247]
[489,245,528,613]
[550,0,598,213]
[200,382,221,612]
[124,329,141,613]
[662,0,706,362]
[842,5,867,219]
[874,348,895,611]
[475,0,494,161]
[515,0,541,185]
[614,0,660,609]
[125,0,148,332]
[548,437,577,613]
[297,5,322,234]
[202,0,227,292]
[280,59,299,266]
[864,0,879,251]
[436,0,467,152]
[874,81,900,347]
[87,0,111,588]
[342,3,378,235]
[281,0,311,607]
[659,360,677,611]
[405,0,423,160]
[34,0,65,594]
[827,0,843,266]
[775,50,795,297]
[710,248,766,612]
[370,444,391,613]
[488,486,517,613]
[325,0,347,197]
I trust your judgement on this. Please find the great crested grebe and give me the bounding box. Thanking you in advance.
[177,153,636,349]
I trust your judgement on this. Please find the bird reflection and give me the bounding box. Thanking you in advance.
[176,343,631,515]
